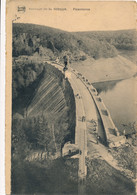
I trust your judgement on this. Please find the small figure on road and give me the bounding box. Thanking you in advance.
[96,135,100,144]
[75,94,79,98]
[82,116,86,122]
[75,94,81,99]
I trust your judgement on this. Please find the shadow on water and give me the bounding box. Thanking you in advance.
[92,79,123,94]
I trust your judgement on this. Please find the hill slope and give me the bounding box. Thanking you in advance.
[12,23,118,60]
[75,29,137,50]
[71,55,137,83]
[12,61,76,162]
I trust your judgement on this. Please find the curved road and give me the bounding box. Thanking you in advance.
[69,74,87,178]
[48,62,99,179]
[44,62,135,195]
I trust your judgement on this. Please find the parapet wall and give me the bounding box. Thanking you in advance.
[71,68,126,148]
[48,61,125,148]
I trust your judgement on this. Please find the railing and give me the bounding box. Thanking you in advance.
[47,61,125,147]
[70,68,123,147]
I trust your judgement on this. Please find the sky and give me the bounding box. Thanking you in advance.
[7,1,136,32]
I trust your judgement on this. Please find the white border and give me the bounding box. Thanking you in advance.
[0,0,6,194]
[0,0,136,194]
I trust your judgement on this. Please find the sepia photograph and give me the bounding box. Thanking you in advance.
[6,1,137,194]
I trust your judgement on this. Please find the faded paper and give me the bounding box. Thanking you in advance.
[6,1,137,194]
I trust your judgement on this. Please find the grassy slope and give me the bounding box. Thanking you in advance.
[71,55,137,83]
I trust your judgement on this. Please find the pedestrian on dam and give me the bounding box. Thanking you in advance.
[96,135,100,144]
[82,116,86,122]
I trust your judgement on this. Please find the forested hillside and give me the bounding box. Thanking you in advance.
[75,29,137,51]
[13,23,137,62]
[13,23,118,60]
[12,60,76,162]
[12,49,77,193]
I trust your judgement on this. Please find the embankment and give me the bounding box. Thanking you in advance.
[71,55,137,83]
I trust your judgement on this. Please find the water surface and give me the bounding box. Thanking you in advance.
[93,77,136,134]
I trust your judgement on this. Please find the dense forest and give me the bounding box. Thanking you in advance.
[12,157,78,194]
[13,23,137,61]
[12,60,76,193]
[12,60,76,154]
[12,24,81,193]
[13,23,119,60]
[75,29,137,51]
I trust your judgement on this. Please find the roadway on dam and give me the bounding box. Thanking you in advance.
[48,61,133,185]
[49,62,100,178]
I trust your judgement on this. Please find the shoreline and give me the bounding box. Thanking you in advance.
[91,75,134,84]
[71,55,137,84]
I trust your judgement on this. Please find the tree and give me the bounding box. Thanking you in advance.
[37,115,53,158]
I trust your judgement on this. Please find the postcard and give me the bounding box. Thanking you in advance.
[6,0,137,194]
